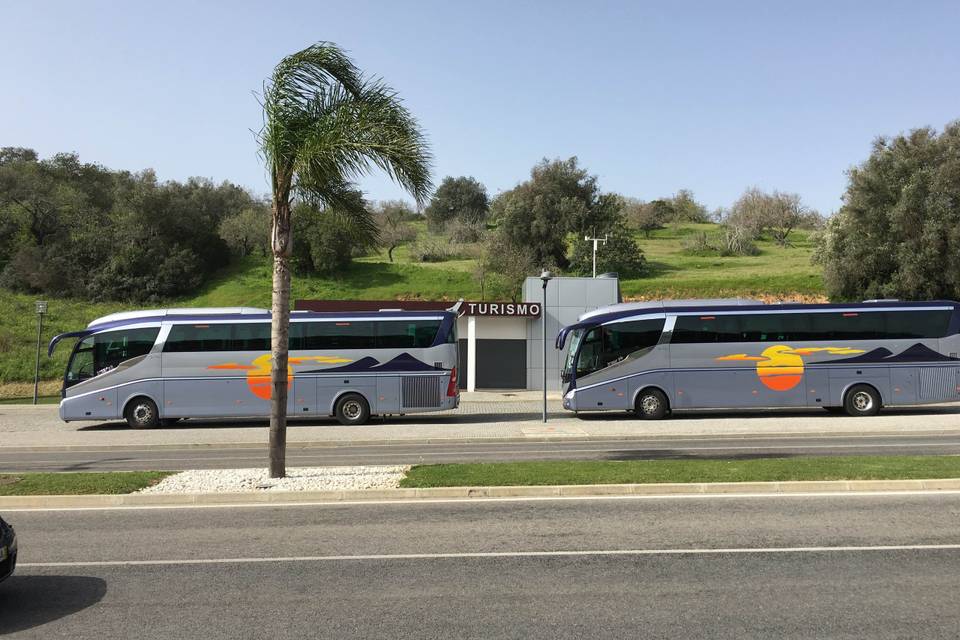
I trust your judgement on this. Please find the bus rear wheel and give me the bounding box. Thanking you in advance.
[844,384,881,417]
[635,389,669,420]
[124,397,160,429]
[335,393,370,426]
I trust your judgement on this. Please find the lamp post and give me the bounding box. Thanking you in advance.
[33,300,47,405]
[539,270,553,422]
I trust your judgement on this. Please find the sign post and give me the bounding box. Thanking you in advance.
[33,300,47,405]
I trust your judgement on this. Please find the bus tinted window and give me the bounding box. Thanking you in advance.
[96,328,160,368]
[295,321,376,350]
[231,323,271,351]
[604,319,665,362]
[291,320,442,350]
[739,313,813,342]
[376,321,442,349]
[883,310,951,338]
[165,324,232,352]
[672,315,740,343]
[671,309,952,344]
[809,312,884,340]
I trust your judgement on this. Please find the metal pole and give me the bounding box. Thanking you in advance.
[592,239,597,278]
[542,280,548,422]
[33,311,43,404]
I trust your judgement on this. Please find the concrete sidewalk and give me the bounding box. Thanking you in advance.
[2,398,960,450]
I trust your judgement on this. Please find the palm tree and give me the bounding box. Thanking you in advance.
[258,43,432,478]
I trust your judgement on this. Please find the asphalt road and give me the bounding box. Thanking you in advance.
[4,431,960,471]
[3,493,960,638]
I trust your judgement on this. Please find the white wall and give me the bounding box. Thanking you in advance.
[455,316,527,340]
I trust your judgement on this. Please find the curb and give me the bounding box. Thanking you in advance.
[4,478,960,509]
[5,428,960,453]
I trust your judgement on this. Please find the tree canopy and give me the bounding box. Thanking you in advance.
[424,176,488,230]
[491,157,621,269]
[816,122,960,301]
[0,148,260,301]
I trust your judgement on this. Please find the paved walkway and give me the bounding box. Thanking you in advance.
[2,396,960,449]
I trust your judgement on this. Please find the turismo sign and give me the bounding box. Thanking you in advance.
[458,302,541,318]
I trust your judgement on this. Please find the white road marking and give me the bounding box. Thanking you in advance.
[6,489,960,513]
[19,543,960,569]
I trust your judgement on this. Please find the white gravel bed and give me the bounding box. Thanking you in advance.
[138,465,410,494]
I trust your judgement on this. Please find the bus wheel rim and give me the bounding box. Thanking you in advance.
[343,400,362,419]
[641,395,660,414]
[134,404,152,423]
[853,391,873,412]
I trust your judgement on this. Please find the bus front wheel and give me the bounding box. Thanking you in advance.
[635,389,669,420]
[844,384,881,417]
[335,393,370,426]
[124,397,160,429]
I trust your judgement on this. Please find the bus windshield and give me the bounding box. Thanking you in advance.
[66,327,160,387]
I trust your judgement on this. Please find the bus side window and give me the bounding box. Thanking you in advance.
[602,319,665,364]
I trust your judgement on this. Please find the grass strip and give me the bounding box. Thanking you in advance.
[399,456,960,488]
[0,472,173,496]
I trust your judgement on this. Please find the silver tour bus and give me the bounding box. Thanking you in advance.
[556,299,960,418]
[50,307,460,428]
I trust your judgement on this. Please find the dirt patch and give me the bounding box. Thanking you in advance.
[621,293,829,304]
[0,380,61,400]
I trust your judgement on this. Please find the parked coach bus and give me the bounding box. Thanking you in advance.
[49,307,460,428]
[556,299,960,418]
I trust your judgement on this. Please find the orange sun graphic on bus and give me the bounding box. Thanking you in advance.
[716,345,865,391]
[208,354,352,400]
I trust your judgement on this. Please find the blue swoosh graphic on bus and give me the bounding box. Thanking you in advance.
[301,352,447,374]
[812,343,960,364]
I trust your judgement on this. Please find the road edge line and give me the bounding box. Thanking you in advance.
[3,478,960,509]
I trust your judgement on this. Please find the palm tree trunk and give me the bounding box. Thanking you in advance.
[269,200,293,479]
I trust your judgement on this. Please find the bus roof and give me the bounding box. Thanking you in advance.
[49,307,456,356]
[85,307,454,329]
[577,299,960,325]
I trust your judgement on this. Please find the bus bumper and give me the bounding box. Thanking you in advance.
[562,388,577,411]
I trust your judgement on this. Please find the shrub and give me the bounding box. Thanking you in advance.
[444,219,486,244]
[409,236,459,262]
[718,226,760,256]
[680,231,719,256]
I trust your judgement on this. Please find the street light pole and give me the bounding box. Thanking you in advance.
[539,270,553,422]
[33,300,47,405]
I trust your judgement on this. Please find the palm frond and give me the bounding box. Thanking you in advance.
[259,41,432,213]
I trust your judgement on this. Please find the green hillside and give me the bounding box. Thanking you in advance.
[0,222,822,391]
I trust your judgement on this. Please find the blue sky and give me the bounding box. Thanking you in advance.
[3,0,958,214]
